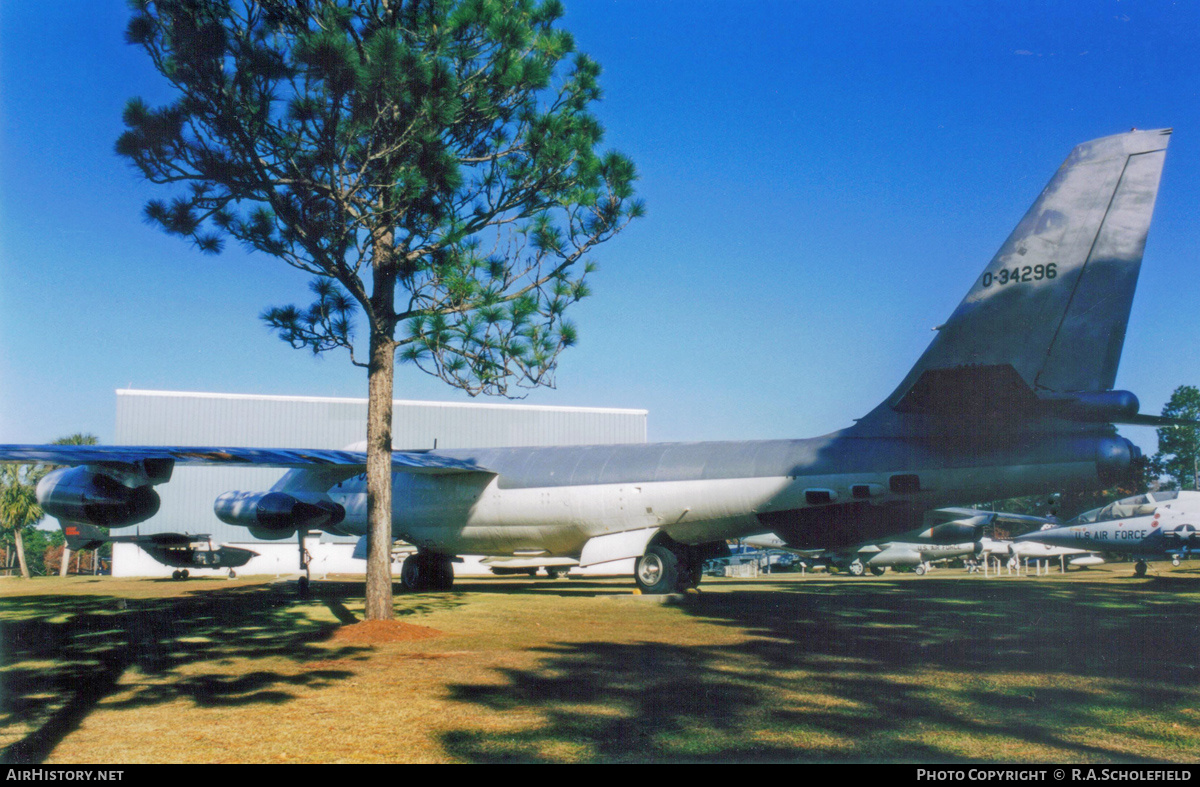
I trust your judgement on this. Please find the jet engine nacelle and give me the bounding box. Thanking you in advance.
[214,490,346,539]
[37,466,161,528]
[1095,436,1140,487]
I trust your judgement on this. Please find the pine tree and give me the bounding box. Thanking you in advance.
[1153,385,1200,490]
[117,0,642,618]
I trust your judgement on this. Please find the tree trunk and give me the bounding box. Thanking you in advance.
[364,330,396,619]
[15,529,30,579]
[363,240,398,620]
[61,547,71,577]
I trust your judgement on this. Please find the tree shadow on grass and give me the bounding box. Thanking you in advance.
[440,576,1200,762]
[0,582,368,764]
[444,577,637,599]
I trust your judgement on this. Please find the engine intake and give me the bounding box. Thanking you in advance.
[37,466,160,527]
[1095,436,1139,487]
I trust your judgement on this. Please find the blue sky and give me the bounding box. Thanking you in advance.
[2,1,1199,458]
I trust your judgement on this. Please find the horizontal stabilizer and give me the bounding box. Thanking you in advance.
[893,368,1174,426]
[112,532,211,546]
[1116,414,1200,428]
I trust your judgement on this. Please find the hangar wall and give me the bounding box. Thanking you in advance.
[111,389,647,578]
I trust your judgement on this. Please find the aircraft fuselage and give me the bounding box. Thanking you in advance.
[1028,515,1198,559]
[277,429,1133,558]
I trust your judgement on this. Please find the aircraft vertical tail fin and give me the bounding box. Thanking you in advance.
[875,128,1170,423]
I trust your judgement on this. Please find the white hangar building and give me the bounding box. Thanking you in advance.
[111,389,648,578]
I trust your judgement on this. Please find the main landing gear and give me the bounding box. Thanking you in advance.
[297,530,313,596]
[1134,560,1148,577]
[400,552,455,592]
[633,541,713,594]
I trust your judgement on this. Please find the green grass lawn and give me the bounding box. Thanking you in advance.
[2,565,1199,763]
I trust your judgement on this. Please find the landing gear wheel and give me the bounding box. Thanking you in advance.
[1134,560,1148,577]
[870,566,886,576]
[401,554,455,591]
[297,575,310,595]
[848,559,865,576]
[1172,556,1181,567]
[181,569,189,579]
[171,570,182,580]
[228,569,237,579]
[431,557,455,591]
[401,554,424,591]
[914,564,927,575]
[635,545,680,594]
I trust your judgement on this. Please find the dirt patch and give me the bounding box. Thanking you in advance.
[331,619,442,643]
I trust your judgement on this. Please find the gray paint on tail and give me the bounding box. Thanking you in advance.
[882,129,1170,411]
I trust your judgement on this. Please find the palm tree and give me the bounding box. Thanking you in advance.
[0,464,45,578]
[0,433,99,578]
[53,433,98,576]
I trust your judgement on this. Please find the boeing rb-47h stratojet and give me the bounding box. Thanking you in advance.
[0,129,1182,594]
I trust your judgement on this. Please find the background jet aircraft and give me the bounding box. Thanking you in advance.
[746,532,977,576]
[61,521,258,579]
[0,129,1181,594]
[978,534,1099,571]
[747,508,991,575]
[1015,490,1200,576]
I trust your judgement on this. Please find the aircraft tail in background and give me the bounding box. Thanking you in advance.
[59,520,109,552]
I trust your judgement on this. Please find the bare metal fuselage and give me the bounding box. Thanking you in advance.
[276,428,1128,558]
